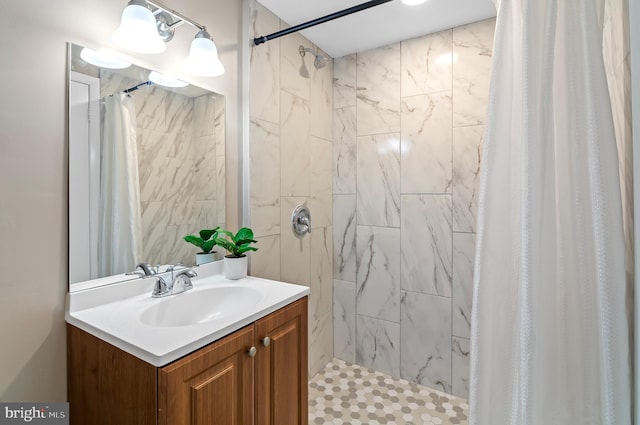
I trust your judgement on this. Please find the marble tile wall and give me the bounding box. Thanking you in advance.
[332,19,495,398]
[101,72,224,268]
[248,1,334,378]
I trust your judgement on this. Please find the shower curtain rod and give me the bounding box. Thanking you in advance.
[253,0,393,46]
[123,81,153,94]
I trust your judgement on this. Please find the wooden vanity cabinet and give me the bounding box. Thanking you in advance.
[255,296,308,425]
[67,297,308,425]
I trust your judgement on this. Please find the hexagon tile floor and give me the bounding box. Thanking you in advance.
[309,358,469,425]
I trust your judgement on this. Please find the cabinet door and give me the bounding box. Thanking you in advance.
[158,325,254,425]
[255,297,308,425]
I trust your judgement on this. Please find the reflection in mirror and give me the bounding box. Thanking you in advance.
[68,43,225,290]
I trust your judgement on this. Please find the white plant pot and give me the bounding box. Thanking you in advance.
[196,252,216,265]
[224,255,248,280]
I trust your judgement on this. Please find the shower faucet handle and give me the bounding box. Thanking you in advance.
[292,205,311,237]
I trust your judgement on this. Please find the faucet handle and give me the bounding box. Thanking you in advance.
[151,276,169,298]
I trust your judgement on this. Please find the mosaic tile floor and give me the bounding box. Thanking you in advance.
[309,359,469,425]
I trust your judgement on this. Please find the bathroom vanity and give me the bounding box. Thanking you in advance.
[66,264,309,425]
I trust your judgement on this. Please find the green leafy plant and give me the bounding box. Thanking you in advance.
[183,227,220,254]
[214,227,258,258]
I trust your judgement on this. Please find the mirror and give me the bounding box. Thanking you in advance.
[68,43,226,290]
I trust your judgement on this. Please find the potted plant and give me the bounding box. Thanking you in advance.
[214,227,258,279]
[184,227,220,265]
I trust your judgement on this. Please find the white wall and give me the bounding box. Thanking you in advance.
[0,0,242,401]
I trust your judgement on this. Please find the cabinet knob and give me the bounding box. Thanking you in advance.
[248,346,257,357]
[262,337,271,347]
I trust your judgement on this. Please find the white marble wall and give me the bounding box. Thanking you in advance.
[332,19,495,398]
[100,72,224,268]
[248,1,334,378]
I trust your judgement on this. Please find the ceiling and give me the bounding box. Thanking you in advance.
[256,0,497,58]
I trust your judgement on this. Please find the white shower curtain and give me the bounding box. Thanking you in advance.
[469,0,632,424]
[98,93,143,276]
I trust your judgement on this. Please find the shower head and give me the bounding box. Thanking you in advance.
[298,45,331,77]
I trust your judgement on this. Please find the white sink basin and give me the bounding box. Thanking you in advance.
[66,264,310,366]
[139,286,263,327]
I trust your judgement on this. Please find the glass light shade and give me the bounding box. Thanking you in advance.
[112,2,166,54]
[148,71,188,88]
[80,48,131,69]
[402,0,427,4]
[185,36,225,77]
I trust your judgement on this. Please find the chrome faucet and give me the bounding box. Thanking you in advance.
[126,263,157,278]
[151,265,197,298]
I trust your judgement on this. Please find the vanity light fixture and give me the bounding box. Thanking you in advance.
[80,47,132,69]
[111,0,225,77]
[185,30,225,77]
[148,71,188,88]
[401,0,428,5]
[112,0,166,54]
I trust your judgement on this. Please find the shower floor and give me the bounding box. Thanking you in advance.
[309,359,469,425]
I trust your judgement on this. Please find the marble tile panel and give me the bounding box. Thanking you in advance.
[250,1,280,124]
[250,118,280,237]
[193,94,216,137]
[453,125,483,232]
[165,91,193,138]
[141,200,170,263]
[280,30,311,101]
[138,144,170,203]
[281,91,310,197]
[310,136,332,229]
[356,44,401,135]
[400,291,452,393]
[453,232,475,339]
[333,106,357,194]
[164,223,198,267]
[401,92,453,194]
[452,18,495,127]
[191,134,215,162]
[356,134,401,227]
[193,200,218,230]
[133,85,166,131]
[333,194,356,282]
[214,97,226,155]
[401,29,453,97]
[167,130,194,161]
[280,197,310,286]
[250,234,280,281]
[333,54,356,109]
[195,151,217,201]
[401,195,452,297]
[137,128,171,171]
[166,157,196,204]
[356,315,400,377]
[311,48,333,141]
[333,280,356,363]
[310,226,333,321]
[216,156,225,227]
[309,311,333,378]
[309,229,333,377]
[452,336,470,398]
[356,226,400,322]
[167,192,197,227]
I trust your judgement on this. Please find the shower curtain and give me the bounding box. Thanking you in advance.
[469,0,632,424]
[98,93,143,276]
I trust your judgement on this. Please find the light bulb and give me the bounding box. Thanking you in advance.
[80,48,131,69]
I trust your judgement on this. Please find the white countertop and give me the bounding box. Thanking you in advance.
[65,264,309,367]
